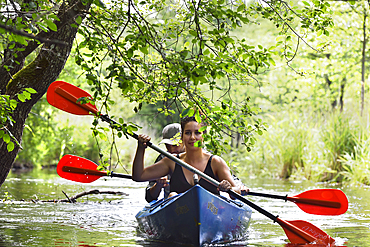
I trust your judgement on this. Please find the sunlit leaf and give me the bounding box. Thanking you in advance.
[7,142,14,152]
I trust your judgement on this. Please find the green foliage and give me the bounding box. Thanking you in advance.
[16,97,100,168]
[64,0,334,155]
[7,0,363,184]
[0,88,36,152]
[131,100,184,134]
[257,1,370,115]
[0,0,64,58]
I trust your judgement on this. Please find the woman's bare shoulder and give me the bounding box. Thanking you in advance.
[210,154,227,166]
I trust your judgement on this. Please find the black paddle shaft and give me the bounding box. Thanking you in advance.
[248,191,287,201]
[228,190,278,221]
[110,172,132,179]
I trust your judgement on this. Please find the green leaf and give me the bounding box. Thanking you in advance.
[36,22,48,32]
[75,16,82,25]
[250,138,255,145]
[188,108,195,117]
[48,14,60,21]
[181,108,190,117]
[199,126,207,132]
[195,110,201,123]
[127,48,134,58]
[194,140,202,147]
[17,93,26,102]
[3,133,10,143]
[9,100,18,109]
[94,0,107,8]
[22,91,31,100]
[127,125,138,132]
[25,88,37,94]
[189,30,198,36]
[237,4,245,12]
[13,35,28,46]
[224,37,234,44]
[98,131,108,141]
[45,19,57,32]
[7,142,14,152]
[269,57,276,66]
[140,46,148,54]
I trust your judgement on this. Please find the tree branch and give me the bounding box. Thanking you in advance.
[0,23,68,46]
[39,189,129,203]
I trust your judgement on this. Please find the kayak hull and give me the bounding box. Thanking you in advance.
[135,184,252,246]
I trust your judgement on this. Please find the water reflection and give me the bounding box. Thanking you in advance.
[0,169,369,246]
[54,239,99,247]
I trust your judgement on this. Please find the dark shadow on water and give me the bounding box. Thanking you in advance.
[135,228,251,247]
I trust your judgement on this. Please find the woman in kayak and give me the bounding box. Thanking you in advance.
[132,115,249,197]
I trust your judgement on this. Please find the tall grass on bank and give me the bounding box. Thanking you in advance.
[339,115,370,185]
[320,113,357,182]
[229,110,370,185]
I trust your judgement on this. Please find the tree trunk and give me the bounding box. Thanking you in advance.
[361,11,367,117]
[339,78,346,113]
[0,0,91,188]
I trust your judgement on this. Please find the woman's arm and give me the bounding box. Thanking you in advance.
[132,134,148,181]
[132,134,172,182]
[212,155,249,196]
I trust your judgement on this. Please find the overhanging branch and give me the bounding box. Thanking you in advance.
[0,23,68,46]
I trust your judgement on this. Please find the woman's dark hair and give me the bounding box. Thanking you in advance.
[180,116,207,136]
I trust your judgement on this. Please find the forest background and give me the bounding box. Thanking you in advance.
[2,0,370,186]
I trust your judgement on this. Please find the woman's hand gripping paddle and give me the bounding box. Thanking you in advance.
[47,81,337,245]
[57,154,132,183]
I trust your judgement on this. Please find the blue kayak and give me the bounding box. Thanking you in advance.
[135,184,253,246]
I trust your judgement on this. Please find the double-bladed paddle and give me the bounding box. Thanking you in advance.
[47,80,337,245]
[58,154,347,216]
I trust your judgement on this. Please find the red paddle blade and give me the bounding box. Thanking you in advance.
[47,81,98,115]
[57,155,107,183]
[277,219,335,245]
[290,189,348,216]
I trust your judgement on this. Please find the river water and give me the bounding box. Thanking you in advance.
[0,168,369,247]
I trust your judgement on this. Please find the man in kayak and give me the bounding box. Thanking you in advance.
[134,114,249,198]
[145,123,185,202]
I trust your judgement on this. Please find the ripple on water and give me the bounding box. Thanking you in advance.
[1,173,370,246]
